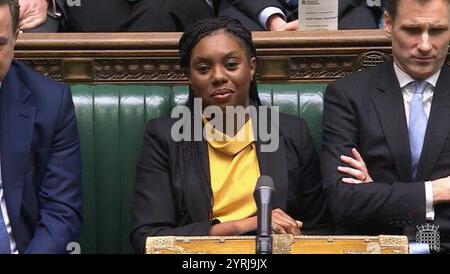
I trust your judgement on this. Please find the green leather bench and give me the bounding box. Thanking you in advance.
[71,83,326,253]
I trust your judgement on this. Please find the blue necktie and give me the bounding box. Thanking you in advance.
[378,9,385,29]
[0,207,11,254]
[408,81,428,179]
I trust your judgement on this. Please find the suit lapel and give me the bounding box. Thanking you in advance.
[255,108,287,210]
[0,65,35,234]
[416,66,450,180]
[371,61,413,181]
[256,138,287,210]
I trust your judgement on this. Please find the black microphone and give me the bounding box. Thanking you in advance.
[253,175,276,254]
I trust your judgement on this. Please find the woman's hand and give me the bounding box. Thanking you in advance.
[209,216,256,236]
[271,208,303,235]
[338,148,373,184]
[209,208,302,236]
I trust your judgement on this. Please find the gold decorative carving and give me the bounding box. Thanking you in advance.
[145,236,186,254]
[19,59,63,80]
[94,58,185,81]
[379,235,409,246]
[379,235,409,254]
[14,31,447,83]
[353,51,391,72]
[145,235,409,254]
[290,56,355,80]
[272,234,294,254]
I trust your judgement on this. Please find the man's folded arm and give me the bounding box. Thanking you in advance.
[321,83,427,229]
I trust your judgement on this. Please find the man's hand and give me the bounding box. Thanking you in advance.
[338,148,374,184]
[18,0,49,30]
[267,15,298,31]
[432,176,450,205]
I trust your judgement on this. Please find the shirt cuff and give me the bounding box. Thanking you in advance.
[425,181,435,221]
[48,0,62,18]
[257,7,286,30]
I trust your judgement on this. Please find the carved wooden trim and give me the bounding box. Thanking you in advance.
[14,30,448,83]
[19,59,63,81]
[94,58,185,82]
[290,55,355,80]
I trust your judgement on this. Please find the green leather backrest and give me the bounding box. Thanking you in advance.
[71,83,326,253]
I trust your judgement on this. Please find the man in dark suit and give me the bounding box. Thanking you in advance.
[218,0,384,31]
[62,0,132,32]
[11,0,130,32]
[60,0,213,32]
[22,0,213,32]
[0,0,82,253]
[119,0,213,32]
[218,0,289,31]
[321,0,450,252]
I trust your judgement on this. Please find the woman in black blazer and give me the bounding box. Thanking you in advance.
[130,17,330,253]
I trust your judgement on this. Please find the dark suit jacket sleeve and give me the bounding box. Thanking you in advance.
[321,83,426,230]
[24,85,82,254]
[228,0,284,22]
[338,0,380,29]
[130,119,212,254]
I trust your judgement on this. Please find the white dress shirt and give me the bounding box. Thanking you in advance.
[0,85,18,255]
[0,171,18,254]
[205,0,213,9]
[211,1,286,30]
[393,63,438,221]
[258,7,286,30]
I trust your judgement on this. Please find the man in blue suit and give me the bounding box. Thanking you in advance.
[0,0,82,253]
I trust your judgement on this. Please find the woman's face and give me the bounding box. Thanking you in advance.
[188,31,256,110]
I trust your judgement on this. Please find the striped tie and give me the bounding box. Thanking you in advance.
[0,208,11,253]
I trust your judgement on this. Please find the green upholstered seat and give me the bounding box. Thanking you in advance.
[71,83,326,253]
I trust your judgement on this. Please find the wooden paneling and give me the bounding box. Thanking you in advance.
[13,30,408,83]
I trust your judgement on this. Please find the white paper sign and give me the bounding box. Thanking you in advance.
[298,0,339,31]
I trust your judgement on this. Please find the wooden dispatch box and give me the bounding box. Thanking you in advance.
[146,235,409,254]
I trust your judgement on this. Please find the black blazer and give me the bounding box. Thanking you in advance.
[321,60,450,251]
[130,111,330,253]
